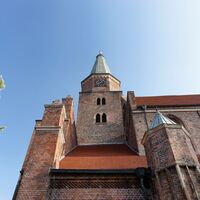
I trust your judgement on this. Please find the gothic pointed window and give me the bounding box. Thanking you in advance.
[167,114,186,129]
[102,113,107,123]
[97,98,101,105]
[102,98,106,105]
[96,113,100,123]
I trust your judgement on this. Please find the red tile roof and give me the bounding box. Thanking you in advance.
[135,94,200,106]
[59,144,147,170]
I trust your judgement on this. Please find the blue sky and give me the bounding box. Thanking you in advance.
[0,0,200,199]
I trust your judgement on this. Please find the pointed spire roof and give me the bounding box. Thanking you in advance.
[91,52,111,74]
[150,111,176,129]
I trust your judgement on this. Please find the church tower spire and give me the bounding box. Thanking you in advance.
[76,53,125,145]
[90,52,111,74]
[81,52,120,92]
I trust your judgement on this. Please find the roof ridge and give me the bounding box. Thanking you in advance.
[136,94,200,98]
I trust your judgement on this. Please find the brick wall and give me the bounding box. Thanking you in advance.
[81,74,120,92]
[125,92,139,152]
[127,95,200,156]
[143,124,200,200]
[62,97,77,154]
[143,125,174,171]
[47,173,148,200]
[14,97,76,199]
[76,91,125,145]
[144,124,199,171]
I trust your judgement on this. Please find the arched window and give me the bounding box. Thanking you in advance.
[167,114,190,131]
[96,113,100,123]
[102,98,106,105]
[167,114,184,126]
[102,113,107,123]
[97,98,101,105]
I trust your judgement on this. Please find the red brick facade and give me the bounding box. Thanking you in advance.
[13,54,200,199]
[14,97,76,199]
[142,123,200,199]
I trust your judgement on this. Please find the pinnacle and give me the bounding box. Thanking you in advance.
[150,111,176,129]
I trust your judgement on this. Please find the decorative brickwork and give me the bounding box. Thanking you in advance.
[143,122,200,200]
[46,172,151,200]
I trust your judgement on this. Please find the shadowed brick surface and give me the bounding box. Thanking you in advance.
[14,97,76,200]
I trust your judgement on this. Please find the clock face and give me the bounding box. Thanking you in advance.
[94,78,107,87]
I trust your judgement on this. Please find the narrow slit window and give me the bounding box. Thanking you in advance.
[102,113,107,123]
[97,98,101,105]
[96,113,100,123]
[102,98,106,105]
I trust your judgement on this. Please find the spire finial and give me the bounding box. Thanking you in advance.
[97,50,104,57]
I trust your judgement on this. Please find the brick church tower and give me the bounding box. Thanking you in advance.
[142,111,200,200]
[76,52,125,145]
[13,53,200,200]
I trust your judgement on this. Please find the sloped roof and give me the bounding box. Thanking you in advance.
[150,111,176,129]
[91,52,111,74]
[135,94,200,106]
[59,144,147,170]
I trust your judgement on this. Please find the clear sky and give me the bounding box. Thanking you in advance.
[0,0,200,199]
